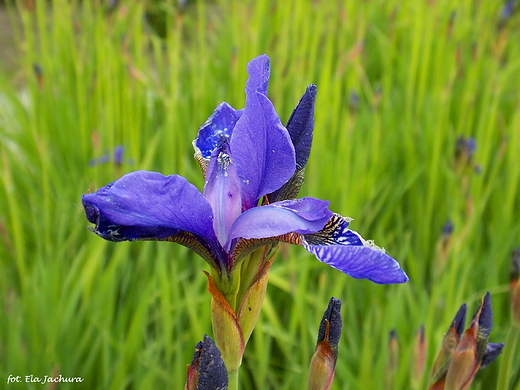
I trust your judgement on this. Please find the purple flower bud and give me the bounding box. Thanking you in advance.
[185,335,228,390]
[317,297,342,355]
[499,0,516,25]
[308,298,342,390]
[441,220,454,237]
[113,145,124,165]
[429,293,503,390]
[348,90,359,113]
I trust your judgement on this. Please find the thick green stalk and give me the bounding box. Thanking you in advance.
[228,369,239,390]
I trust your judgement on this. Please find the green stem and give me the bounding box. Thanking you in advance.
[497,326,519,390]
[228,368,239,390]
[214,262,242,312]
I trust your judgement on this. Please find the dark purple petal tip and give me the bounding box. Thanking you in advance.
[449,303,467,338]
[188,335,228,390]
[317,297,342,351]
[286,84,317,169]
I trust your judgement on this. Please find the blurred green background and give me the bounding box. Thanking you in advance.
[1,0,519,389]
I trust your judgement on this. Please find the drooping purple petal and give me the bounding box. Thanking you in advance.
[203,142,242,247]
[480,342,504,369]
[304,244,408,284]
[82,170,219,249]
[302,214,408,284]
[225,197,332,250]
[193,102,243,159]
[230,55,296,209]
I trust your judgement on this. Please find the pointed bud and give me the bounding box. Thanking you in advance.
[430,304,467,384]
[444,294,493,390]
[411,325,427,388]
[386,330,399,389]
[185,335,228,390]
[308,297,342,390]
[473,292,492,361]
[444,326,479,390]
[429,293,503,390]
[510,248,520,328]
[269,84,317,202]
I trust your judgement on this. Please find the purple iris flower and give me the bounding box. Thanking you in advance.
[82,55,408,284]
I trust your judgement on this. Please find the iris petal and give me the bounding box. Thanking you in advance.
[193,102,243,159]
[302,214,408,284]
[304,244,409,284]
[230,55,296,209]
[82,170,219,248]
[203,143,242,247]
[225,197,332,250]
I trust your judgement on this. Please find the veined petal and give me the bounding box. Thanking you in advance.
[225,197,332,250]
[193,102,243,160]
[302,214,408,284]
[203,142,242,247]
[230,55,296,209]
[304,244,408,284]
[82,170,219,248]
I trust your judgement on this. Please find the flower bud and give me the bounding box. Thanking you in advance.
[386,330,399,388]
[185,335,228,390]
[411,325,426,389]
[429,292,503,390]
[430,304,466,384]
[308,297,342,390]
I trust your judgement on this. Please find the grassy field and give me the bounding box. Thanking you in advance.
[1,0,519,389]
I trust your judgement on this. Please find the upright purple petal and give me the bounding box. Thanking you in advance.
[193,102,243,159]
[244,53,270,97]
[225,197,332,250]
[82,171,219,249]
[230,55,296,209]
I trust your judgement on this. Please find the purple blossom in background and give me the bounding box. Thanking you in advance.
[82,55,408,284]
[89,145,127,167]
[498,0,517,27]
